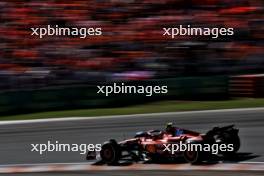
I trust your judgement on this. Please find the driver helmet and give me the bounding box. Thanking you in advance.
[166,122,174,132]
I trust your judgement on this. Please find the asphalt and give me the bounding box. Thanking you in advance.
[0,108,263,175]
[0,171,263,176]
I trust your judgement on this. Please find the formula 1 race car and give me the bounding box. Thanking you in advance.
[86,124,240,165]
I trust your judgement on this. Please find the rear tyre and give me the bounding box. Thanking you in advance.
[221,132,240,155]
[184,150,203,164]
[100,139,121,165]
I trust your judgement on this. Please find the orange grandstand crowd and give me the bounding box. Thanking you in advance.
[0,0,263,89]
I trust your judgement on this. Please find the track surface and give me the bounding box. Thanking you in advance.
[0,108,263,165]
[0,171,263,176]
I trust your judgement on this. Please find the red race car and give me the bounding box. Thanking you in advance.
[87,123,240,165]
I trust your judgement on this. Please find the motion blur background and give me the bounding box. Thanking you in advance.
[0,0,263,116]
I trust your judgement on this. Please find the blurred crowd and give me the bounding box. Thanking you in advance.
[0,0,263,90]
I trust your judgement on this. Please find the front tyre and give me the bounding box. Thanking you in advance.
[100,140,121,165]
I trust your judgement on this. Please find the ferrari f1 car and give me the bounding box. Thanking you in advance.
[87,124,240,164]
